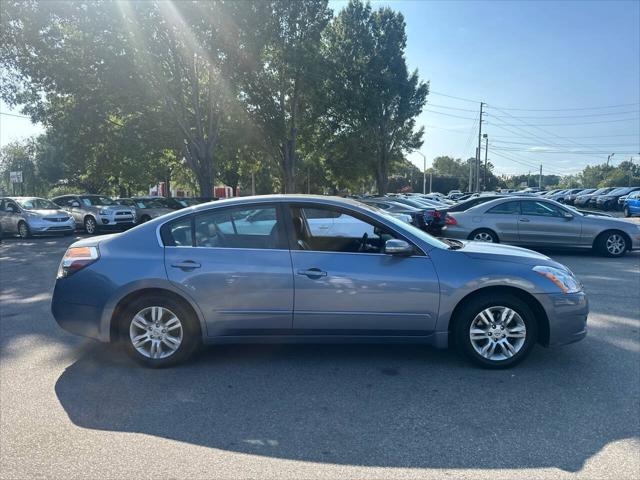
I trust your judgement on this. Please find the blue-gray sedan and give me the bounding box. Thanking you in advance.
[51,195,588,368]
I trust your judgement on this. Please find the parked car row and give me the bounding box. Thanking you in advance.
[0,194,216,238]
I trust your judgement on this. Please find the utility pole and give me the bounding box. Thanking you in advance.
[470,149,476,192]
[415,150,427,194]
[483,133,488,190]
[476,102,484,192]
[528,170,531,187]
[539,164,542,190]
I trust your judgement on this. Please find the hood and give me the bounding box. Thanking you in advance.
[457,240,557,265]
[24,209,70,217]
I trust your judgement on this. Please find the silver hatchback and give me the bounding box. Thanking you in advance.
[0,197,75,238]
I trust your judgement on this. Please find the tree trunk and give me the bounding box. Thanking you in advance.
[376,153,389,195]
[197,170,213,199]
[282,142,296,194]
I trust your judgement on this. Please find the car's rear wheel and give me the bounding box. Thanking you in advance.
[84,216,98,235]
[468,229,498,243]
[18,221,31,239]
[453,294,537,368]
[119,295,201,367]
[595,231,628,257]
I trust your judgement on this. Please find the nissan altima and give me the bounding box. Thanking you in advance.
[51,195,588,369]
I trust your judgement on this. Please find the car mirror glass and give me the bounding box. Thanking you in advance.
[384,239,413,256]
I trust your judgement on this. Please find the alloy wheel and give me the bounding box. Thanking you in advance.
[129,306,183,359]
[18,222,29,238]
[85,218,97,234]
[605,234,625,256]
[473,232,494,242]
[469,306,526,361]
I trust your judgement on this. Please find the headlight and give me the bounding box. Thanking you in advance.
[98,209,109,215]
[533,265,582,294]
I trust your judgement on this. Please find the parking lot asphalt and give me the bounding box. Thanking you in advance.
[1,234,639,480]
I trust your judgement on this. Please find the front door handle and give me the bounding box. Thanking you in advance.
[171,260,201,270]
[297,268,327,278]
[519,218,530,222]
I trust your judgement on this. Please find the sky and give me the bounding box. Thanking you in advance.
[1,0,639,177]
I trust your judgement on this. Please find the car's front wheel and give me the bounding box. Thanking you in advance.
[453,294,537,368]
[623,206,631,217]
[595,230,628,257]
[84,216,98,235]
[18,221,31,239]
[119,295,201,367]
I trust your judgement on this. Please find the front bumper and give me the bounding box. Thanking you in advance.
[27,218,75,234]
[534,291,588,347]
[97,213,135,229]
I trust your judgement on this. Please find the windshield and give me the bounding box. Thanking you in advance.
[136,198,167,209]
[358,203,449,250]
[15,198,59,210]
[80,195,116,206]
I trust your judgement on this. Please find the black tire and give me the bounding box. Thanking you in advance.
[118,294,201,368]
[17,221,31,239]
[468,228,499,243]
[453,294,538,369]
[594,230,628,258]
[623,206,631,218]
[84,216,98,235]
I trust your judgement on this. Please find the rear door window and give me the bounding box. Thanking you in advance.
[486,201,520,214]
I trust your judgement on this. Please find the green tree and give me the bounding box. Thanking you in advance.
[239,0,332,193]
[323,0,428,194]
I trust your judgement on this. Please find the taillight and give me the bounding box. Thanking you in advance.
[57,246,99,278]
[445,215,457,226]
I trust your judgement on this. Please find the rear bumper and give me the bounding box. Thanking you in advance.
[51,272,112,342]
[533,291,588,347]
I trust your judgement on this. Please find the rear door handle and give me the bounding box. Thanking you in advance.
[171,260,201,270]
[297,268,327,278]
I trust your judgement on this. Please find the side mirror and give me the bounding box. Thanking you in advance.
[562,211,574,220]
[384,239,413,256]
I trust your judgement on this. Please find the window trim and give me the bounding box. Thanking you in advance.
[520,200,565,218]
[486,201,521,215]
[284,202,426,256]
[160,203,288,250]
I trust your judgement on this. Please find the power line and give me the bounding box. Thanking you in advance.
[485,102,640,112]
[426,103,478,112]
[486,107,624,163]
[491,146,640,155]
[429,90,481,104]
[424,110,477,120]
[0,112,31,119]
[486,109,640,119]
[485,116,639,127]
[492,139,640,147]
